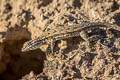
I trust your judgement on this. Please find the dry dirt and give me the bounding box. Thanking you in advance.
[0,0,120,80]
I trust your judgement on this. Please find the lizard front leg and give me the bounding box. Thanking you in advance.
[45,38,56,60]
[80,30,91,52]
[46,38,55,54]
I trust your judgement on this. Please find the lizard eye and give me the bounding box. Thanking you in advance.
[27,41,33,46]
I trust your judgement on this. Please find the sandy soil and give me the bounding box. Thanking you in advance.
[0,0,120,80]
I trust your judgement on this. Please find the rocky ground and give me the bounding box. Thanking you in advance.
[0,0,120,80]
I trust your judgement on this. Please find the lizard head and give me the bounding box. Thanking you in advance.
[21,37,47,52]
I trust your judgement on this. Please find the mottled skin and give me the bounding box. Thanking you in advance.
[21,21,120,54]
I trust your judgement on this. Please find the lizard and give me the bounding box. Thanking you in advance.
[21,21,120,57]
